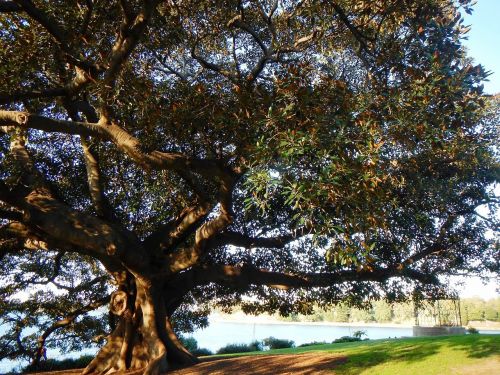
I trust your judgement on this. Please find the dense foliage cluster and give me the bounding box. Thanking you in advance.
[0,0,497,373]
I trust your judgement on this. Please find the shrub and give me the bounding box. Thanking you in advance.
[352,330,367,339]
[262,336,295,349]
[467,327,479,334]
[333,336,362,343]
[23,355,94,373]
[180,336,199,352]
[298,341,327,347]
[192,348,213,356]
[179,336,213,356]
[216,340,262,354]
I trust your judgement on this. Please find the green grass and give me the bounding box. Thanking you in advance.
[210,335,500,374]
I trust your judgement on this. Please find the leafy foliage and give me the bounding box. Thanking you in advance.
[216,341,263,355]
[333,336,363,343]
[178,336,213,357]
[262,336,295,349]
[22,355,94,373]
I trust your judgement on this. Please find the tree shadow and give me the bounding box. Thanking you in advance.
[167,335,499,375]
[443,334,500,359]
[333,334,500,375]
[332,339,443,375]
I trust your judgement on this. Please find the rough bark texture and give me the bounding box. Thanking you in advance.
[83,276,195,375]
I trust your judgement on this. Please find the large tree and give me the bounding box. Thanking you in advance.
[0,0,498,374]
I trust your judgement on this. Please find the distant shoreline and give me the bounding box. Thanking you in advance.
[210,313,411,328]
[209,313,500,330]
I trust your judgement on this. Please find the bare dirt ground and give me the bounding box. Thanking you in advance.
[28,353,499,375]
[29,353,347,375]
[169,353,348,375]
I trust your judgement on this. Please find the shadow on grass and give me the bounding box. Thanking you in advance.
[170,335,499,374]
[334,334,500,375]
[444,334,500,359]
[333,340,443,374]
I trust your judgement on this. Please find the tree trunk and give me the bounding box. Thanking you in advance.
[82,277,198,375]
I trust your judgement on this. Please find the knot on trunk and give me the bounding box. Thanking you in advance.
[110,290,128,316]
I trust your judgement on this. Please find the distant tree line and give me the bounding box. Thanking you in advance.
[277,298,500,325]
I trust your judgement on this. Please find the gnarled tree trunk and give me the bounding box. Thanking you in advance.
[82,276,198,375]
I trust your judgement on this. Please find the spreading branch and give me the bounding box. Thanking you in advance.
[13,0,98,73]
[64,100,117,221]
[0,66,91,105]
[99,0,161,121]
[166,178,236,273]
[211,231,297,249]
[0,110,237,184]
[170,263,438,299]
[31,295,111,366]
[144,203,211,253]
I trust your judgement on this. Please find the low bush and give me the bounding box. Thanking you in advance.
[352,330,367,339]
[23,355,94,373]
[467,327,479,334]
[333,336,362,343]
[262,336,295,349]
[179,336,213,356]
[216,340,263,354]
[192,347,213,356]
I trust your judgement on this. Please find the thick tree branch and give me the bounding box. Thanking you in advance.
[402,215,458,266]
[20,192,146,271]
[211,231,296,249]
[79,0,93,37]
[144,203,211,253]
[65,100,117,221]
[0,87,67,104]
[0,110,238,184]
[0,67,91,105]
[13,0,97,73]
[14,0,68,46]
[0,220,52,259]
[105,0,158,82]
[80,138,118,220]
[99,0,160,121]
[170,263,438,299]
[0,222,27,258]
[0,208,23,221]
[166,178,236,273]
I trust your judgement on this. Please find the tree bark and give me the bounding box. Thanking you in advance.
[82,276,197,375]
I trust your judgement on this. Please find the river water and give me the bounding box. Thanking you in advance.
[191,321,413,352]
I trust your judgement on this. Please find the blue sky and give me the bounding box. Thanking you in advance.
[463,0,500,94]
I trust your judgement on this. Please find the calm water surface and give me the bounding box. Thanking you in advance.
[191,321,413,352]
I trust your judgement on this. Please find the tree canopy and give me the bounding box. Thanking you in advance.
[0,1,498,374]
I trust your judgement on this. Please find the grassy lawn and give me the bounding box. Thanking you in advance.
[213,334,500,374]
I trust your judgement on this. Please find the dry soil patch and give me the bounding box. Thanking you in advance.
[30,353,347,375]
[168,353,347,374]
